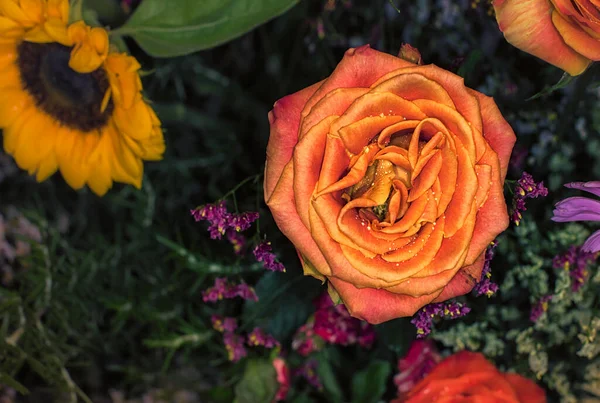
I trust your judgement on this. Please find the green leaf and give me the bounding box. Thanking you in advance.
[114,0,299,57]
[315,353,344,403]
[351,361,392,403]
[243,272,321,340]
[527,72,576,100]
[456,50,483,81]
[0,373,29,395]
[234,359,278,403]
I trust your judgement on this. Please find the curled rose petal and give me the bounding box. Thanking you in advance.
[264,45,515,324]
[493,0,598,75]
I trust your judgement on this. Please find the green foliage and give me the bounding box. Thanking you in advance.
[315,352,344,403]
[234,359,278,403]
[351,360,392,403]
[114,0,300,57]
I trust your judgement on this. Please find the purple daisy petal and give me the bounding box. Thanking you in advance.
[582,229,600,253]
[565,181,600,198]
[552,197,600,222]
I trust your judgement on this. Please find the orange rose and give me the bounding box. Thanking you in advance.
[395,351,546,403]
[493,0,600,76]
[264,45,515,324]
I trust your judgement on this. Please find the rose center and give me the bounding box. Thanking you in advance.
[17,41,113,132]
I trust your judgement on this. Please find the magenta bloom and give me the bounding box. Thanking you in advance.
[552,181,600,253]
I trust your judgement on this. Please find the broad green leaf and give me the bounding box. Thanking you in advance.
[315,353,344,403]
[243,271,321,340]
[351,361,392,403]
[114,0,299,57]
[234,359,278,403]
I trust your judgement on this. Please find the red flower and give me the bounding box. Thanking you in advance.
[394,351,546,403]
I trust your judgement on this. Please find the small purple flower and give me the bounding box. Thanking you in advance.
[230,212,260,233]
[191,202,259,240]
[552,181,600,253]
[296,360,323,390]
[510,172,548,225]
[253,241,286,272]
[202,278,258,302]
[411,301,471,338]
[211,315,238,333]
[552,245,597,292]
[247,327,280,349]
[473,240,499,297]
[226,231,246,255]
[530,295,553,322]
[223,332,247,362]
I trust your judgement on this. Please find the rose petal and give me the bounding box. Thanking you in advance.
[493,0,591,75]
[328,277,441,324]
[264,81,322,201]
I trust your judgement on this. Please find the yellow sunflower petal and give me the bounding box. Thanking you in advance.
[105,53,142,108]
[13,112,56,171]
[46,0,69,24]
[0,15,25,38]
[2,105,35,154]
[86,134,113,196]
[67,22,108,73]
[0,63,21,90]
[106,124,143,187]
[0,42,16,69]
[55,127,88,189]
[35,152,58,182]
[113,101,153,140]
[0,0,36,27]
[0,87,32,127]
[20,0,43,24]
[40,17,69,45]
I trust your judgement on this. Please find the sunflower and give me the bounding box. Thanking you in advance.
[0,0,164,196]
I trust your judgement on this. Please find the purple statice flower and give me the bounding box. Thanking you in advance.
[411,301,471,338]
[211,315,238,333]
[473,240,499,297]
[191,202,259,242]
[253,241,286,272]
[552,245,597,292]
[233,282,259,301]
[511,172,548,225]
[226,231,246,255]
[202,278,258,302]
[296,360,323,390]
[530,295,553,322]
[247,327,280,349]
[230,212,260,232]
[552,181,600,253]
[223,332,247,362]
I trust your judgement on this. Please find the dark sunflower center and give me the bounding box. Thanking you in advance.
[17,41,113,132]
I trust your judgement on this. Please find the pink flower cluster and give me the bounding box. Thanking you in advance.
[273,358,290,401]
[292,293,375,355]
[394,340,442,399]
[202,278,258,302]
